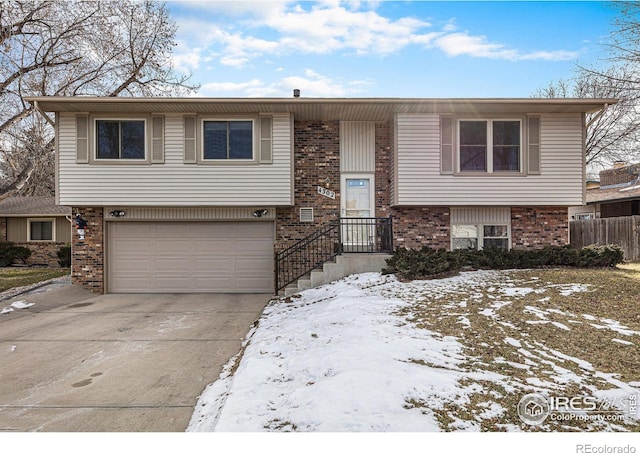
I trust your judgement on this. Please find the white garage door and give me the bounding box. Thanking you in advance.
[108,222,274,293]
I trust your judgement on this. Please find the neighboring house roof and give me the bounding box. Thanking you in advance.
[26,96,616,121]
[586,184,640,204]
[0,196,71,217]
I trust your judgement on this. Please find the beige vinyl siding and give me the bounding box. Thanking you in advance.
[7,218,26,242]
[450,207,511,224]
[56,217,71,242]
[340,121,375,172]
[6,217,70,242]
[57,113,293,206]
[395,113,584,206]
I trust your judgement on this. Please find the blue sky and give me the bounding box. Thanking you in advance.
[167,1,618,98]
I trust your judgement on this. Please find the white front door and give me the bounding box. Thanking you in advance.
[341,174,375,249]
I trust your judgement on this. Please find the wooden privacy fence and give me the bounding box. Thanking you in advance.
[570,215,640,261]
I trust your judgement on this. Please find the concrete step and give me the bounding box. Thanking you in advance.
[281,253,392,296]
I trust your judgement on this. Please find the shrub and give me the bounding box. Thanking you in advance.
[57,244,71,267]
[0,242,32,266]
[383,244,625,280]
[382,247,463,280]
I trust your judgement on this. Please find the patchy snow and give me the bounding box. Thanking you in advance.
[1,300,35,315]
[188,270,639,433]
[10,300,34,309]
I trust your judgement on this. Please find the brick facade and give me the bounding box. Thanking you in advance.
[276,121,341,252]
[71,207,104,293]
[511,207,568,249]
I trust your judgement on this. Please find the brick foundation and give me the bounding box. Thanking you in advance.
[71,207,104,293]
[14,242,67,267]
[511,207,568,249]
[390,207,451,249]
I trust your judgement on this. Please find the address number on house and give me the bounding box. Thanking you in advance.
[317,186,336,199]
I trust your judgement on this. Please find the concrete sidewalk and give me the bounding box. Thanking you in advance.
[0,282,270,431]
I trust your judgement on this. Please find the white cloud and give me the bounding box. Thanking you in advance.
[169,1,580,74]
[434,32,578,62]
[195,69,373,97]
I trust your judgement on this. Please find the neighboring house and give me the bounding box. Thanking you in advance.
[0,196,71,266]
[27,96,613,294]
[569,162,640,220]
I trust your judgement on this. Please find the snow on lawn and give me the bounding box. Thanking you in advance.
[188,270,640,432]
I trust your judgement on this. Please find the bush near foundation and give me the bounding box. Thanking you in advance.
[57,244,71,268]
[0,242,32,267]
[383,245,625,280]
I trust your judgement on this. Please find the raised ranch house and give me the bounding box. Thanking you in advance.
[0,196,71,267]
[27,96,614,294]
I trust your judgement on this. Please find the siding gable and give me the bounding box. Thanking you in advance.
[394,113,584,206]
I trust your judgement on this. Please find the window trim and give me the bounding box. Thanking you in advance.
[90,116,150,165]
[451,222,511,251]
[27,218,56,242]
[198,117,259,165]
[455,116,524,175]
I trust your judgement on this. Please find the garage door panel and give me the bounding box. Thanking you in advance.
[108,221,274,293]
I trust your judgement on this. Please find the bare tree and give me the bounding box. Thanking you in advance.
[0,0,196,198]
[534,3,640,174]
[535,67,640,172]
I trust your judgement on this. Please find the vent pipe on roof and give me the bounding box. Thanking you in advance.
[293,89,300,98]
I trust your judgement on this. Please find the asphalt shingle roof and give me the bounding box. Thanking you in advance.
[0,196,71,216]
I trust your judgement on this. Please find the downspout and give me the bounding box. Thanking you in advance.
[33,101,55,127]
[586,103,609,129]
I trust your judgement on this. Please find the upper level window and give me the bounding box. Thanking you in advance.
[459,120,521,173]
[96,120,145,160]
[203,120,253,160]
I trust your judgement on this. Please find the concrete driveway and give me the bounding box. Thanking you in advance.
[0,281,270,431]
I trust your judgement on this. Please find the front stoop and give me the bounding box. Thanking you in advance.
[283,253,392,296]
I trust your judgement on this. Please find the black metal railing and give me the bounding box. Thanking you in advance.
[275,216,393,293]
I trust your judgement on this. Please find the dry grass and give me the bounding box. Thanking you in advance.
[0,267,70,292]
[395,264,640,432]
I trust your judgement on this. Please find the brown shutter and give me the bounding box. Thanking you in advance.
[528,116,541,174]
[440,115,453,174]
[184,116,196,164]
[260,116,272,163]
[151,116,164,163]
[76,115,89,163]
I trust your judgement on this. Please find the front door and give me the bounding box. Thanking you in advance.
[341,174,375,251]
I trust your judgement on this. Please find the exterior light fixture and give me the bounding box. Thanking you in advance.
[110,210,126,217]
[252,209,269,218]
